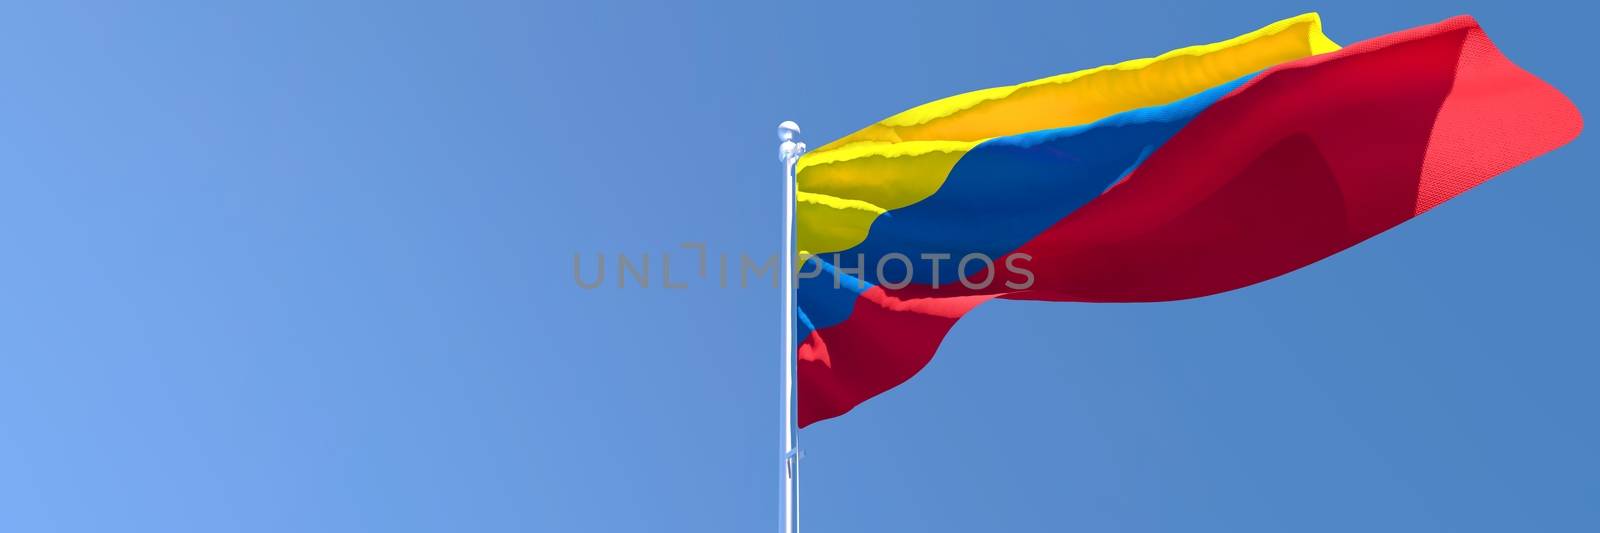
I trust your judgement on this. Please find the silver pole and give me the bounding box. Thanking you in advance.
[778,121,805,533]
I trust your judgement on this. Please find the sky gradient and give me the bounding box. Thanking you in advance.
[0,1,1595,531]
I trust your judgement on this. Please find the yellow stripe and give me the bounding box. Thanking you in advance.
[796,191,887,256]
[796,12,1340,255]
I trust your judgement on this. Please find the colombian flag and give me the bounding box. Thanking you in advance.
[795,14,1581,427]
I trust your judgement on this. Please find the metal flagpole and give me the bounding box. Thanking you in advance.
[778,121,805,533]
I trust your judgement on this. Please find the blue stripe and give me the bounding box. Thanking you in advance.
[796,74,1251,336]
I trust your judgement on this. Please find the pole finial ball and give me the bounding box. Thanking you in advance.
[778,121,801,142]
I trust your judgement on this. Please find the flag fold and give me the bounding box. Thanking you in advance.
[795,14,1581,428]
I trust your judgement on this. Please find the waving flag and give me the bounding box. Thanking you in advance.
[794,14,1581,427]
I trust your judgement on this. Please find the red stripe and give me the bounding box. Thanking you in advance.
[799,287,992,426]
[1008,15,1578,302]
[798,16,1581,428]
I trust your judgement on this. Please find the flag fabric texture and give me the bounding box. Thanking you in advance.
[794,13,1582,427]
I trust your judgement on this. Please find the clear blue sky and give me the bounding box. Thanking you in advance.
[0,1,1594,531]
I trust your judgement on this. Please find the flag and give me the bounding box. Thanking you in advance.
[794,14,1581,427]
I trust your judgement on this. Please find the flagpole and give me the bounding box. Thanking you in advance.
[778,121,805,533]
